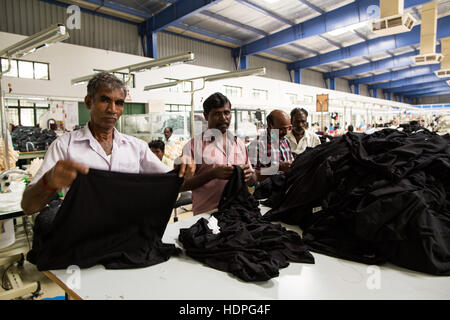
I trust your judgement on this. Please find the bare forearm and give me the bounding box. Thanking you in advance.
[21,177,57,215]
[181,169,216,192]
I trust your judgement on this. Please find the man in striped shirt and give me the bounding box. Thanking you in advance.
[248,110,294,182]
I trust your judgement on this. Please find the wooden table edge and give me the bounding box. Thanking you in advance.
[42,270,84,300]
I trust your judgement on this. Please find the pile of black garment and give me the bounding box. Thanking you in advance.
[178,166,314,282]
[28,169,183,270]
[11,126,57,152]
[259,128,450,275]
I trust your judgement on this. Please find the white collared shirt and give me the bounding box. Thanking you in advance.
[286,129,321,155]
[31,124,170,190]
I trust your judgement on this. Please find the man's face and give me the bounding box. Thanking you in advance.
[291,112,307,133]
[269,116,292,140]
[164,128,172,140]
[204,102,232,134]
[150,147,164,161]
[85,84,125,130]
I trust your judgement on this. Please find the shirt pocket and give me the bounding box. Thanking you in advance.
[119,161,140,173]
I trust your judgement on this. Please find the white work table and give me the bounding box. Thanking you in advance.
[43,206,450,300]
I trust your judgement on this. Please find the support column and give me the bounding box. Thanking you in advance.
[372,88,377,98]
[240,55,249,70]
[294,69,301,84]
[354,84,360,95]
[330,78,336,90]
[147,32,158,58]
[387,92,392,100]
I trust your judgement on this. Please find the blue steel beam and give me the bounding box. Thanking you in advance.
[350,65,441,85]
[288,15,450,70]
[406,89,450,97]
[145,0,223,33]
[369,74,450,89]
[232,0,431,58]
[383,81,450,94]
[403,86,450,95]
[324,45,441,79]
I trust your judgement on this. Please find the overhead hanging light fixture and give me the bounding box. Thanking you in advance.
[71,52,195,86]
[143,67,266,91]
[0,24,69,59]
[0,24,70,170]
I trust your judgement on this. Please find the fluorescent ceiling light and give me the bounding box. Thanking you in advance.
[127,52,195,72]
[144,81,181,91]
[328,21,368,36]
[143,67,266,91]
[203,67,266,82]
[71,52,195,86]
[263,0,280,4]
[0,24,69,59]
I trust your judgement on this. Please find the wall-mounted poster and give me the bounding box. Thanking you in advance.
[316,94,329,112]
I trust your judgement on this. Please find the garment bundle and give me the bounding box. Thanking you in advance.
[259,129,450,275]
[28,169,183,271]
[178,166,314,282]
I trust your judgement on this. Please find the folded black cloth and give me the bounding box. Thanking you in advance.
[178,166,314,282]
[263,129,450,275]
[28,169,183,270]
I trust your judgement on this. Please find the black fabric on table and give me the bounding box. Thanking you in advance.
[261,129,450,275]
[27,169,183,271]
[178,166,314,282]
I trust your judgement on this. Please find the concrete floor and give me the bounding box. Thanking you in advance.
[0,208,194,300]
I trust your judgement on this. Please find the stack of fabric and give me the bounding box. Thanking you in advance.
[179,166,314,282]
[11,126,57,152]
[259,128,450,275]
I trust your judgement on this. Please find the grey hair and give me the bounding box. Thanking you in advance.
[87,72,127,99]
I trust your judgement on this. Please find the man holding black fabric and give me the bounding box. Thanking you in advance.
[180,92,256,215]
[21,72,194,215]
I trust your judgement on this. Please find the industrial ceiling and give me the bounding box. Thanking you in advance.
[51,0,450,100]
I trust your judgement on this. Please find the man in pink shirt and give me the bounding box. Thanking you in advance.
[21,72,194,215]
[181,92,256,215]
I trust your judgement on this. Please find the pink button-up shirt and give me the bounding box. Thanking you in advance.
[183,129,253,215]
[31,124,170,192]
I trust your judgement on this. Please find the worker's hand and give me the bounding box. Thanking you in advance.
[44,160,89,190]
[212,165,234,180]
[279,161,292,173]
[241,164,253,182]
[174,155,195,178]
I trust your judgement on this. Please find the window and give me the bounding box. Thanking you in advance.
[224,85,242,98]
[5,99,50,127]
[34,63,50,80]
[18,61,34,79]
[93,70,135,88]
[164,78,192,93]
[165,104,191,112]
[286,93,297,104]
[252,89,268,101]
[0,58,49,80]
[303,95,313,103]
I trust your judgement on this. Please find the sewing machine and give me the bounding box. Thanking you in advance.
[0,169,40,300]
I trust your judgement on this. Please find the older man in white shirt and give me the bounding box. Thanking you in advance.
[21,72,193,215]
[286,108,321,158]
